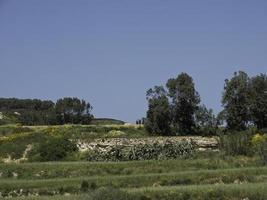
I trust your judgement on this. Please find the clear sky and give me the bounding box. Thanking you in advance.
[0,0,266,122]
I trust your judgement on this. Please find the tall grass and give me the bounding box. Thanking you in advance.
[0,156,259,179]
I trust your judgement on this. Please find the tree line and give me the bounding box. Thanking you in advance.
[145,71,267,135]
[0,97,93,125]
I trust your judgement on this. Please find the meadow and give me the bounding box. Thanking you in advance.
[0,124,266,199]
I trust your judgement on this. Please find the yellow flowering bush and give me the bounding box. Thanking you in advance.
[107,130,126,137]
[251,134,267,146]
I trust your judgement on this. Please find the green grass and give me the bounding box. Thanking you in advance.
[10,182,267,200]
[0,156,259,179]
[1,167,267,191]
[0,124,33,137]
[128,182,267,200]
[0,157,266,199]
[0,131,49,159]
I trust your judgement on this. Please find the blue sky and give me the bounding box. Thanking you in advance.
[0,0,266,122]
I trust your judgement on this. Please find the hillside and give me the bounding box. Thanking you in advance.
[0,124,266,199]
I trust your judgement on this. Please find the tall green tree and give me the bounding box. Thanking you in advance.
[195,104,217,135]
[55,97,93,124]
[222,71,250,130]
[0,98,57,125]
[145,86,172,135]
[249,74,267,129]
[166,73,200,134]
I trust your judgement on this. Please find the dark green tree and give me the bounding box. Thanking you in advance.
[222,71,250,130]
[195,104,217,135]
[249,74,267,129]
[145,86,172,135]
[166,73,200,134]
[55,97,93,124]
[0,98,57,125]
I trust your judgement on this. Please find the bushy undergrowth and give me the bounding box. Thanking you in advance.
[36,136,78,161]
[31,125,148,140]
[258,140,267,165]
[219,130,254,156]
[0,124,148,161]
[0,124,32,137]
[0,132,48,159]
[86,140,196,162]
[219,130,267,165]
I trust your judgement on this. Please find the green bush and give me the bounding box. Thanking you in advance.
[81,181,89,192]
[0,125,32,137]
[219,131,254,156]
[258,140,267,165]
[38,136,78,161]
[0,132,48,159]
[89,187,135,200]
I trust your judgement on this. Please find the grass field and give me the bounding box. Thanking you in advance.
[9,182,267,200]
[0,156,266,199]
[0,124,266,199]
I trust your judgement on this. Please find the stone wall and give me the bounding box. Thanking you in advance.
[77,136,219,152]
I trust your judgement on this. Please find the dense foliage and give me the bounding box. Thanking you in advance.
[249,74,267,129]
[145,71,267,135]
[145,73,208,135]
[167,73,201,134]
[222,71,251,130]
[37,136,78,161]
[222,71,267,131]
[0,97,93,125]
[145,86,171,135]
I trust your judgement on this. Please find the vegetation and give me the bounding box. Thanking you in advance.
[166,73,201,134]
[145,86,171,135]
[0,97,93,125]
[221,71,267,131]
[90,118,125,125]
[0,157,266,198]
[145,73,201,135]
[8,182,267,200]
[37,136,78,161]
[145,71,267,136]
[0,124,148,160]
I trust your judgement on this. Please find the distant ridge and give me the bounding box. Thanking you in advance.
[90,118,125,125]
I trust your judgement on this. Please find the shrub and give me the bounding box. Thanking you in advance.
[81,181,89,192]
[0,131,48,159]
[251,133,266,150]
[38,136,78,161]
[107,130,126,137]
[251,134,267,165]
[89,187,135,200]
[219,131,254,156]
[259,140,267,165]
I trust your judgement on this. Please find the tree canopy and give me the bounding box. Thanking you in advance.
[145,73,202,135]
[0,97,93,125]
